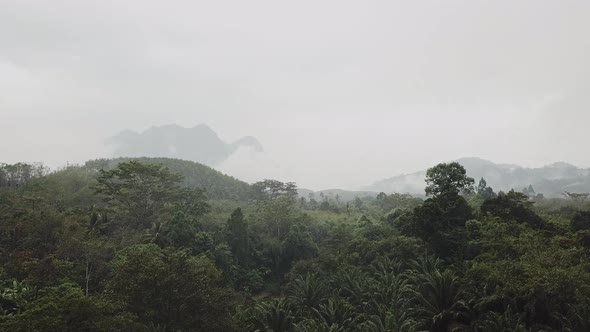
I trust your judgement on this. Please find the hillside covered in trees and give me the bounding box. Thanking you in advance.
[84,157,252,200]
[1,159,590,331]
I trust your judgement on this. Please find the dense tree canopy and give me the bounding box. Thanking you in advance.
[1,159,590,331]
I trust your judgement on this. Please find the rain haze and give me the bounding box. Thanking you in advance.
[1,0,589,190]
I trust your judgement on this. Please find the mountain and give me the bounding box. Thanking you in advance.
[84,157,252,200]
[365,157,590,197]
[108,124,263,166]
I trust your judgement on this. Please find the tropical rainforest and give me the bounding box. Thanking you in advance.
[1,158,590,332]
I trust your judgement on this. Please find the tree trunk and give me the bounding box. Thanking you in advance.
[85,259,91,296]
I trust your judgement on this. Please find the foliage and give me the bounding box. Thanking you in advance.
[95,160,210,229]
[481,190,549,229]
[425,162,475,198]
[2,160,590,331]
[106,244,236,331]
[86,157,251,200]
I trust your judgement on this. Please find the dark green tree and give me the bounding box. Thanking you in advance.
[353,196,364,212]
[425,162,474,198]
[0,283,138,332]
[571,211,590,232]
[481,190,548,229]
[106,244,236,331]
[95,161,209,229]
[402,162,475,257]
[477,177,497,200]
[410,195,473,257]
[276,224,318,276]
[226,208,250,266]
[252,179,298,201]
[477,178,487,195]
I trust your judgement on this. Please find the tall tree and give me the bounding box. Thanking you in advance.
[226,208,249,266]
[403,163,475,257]
[253,179,299,242]
[252,179,298,201]
[477,178,487,195]
[477,177,496,200]
[425,162,474,198]
[94,161,208,229]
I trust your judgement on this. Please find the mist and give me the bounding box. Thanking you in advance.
[1,0,589,190]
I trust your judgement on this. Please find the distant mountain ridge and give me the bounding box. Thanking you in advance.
[365,157,590,197]
[109,124,263,166]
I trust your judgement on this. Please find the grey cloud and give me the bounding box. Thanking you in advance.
[1,0,589,189]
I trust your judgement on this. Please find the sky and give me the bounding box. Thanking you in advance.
[1,0,589,190]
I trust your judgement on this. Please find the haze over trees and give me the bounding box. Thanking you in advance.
[367,157,590,197]
[2,1,589,330]
[1,158,590,331]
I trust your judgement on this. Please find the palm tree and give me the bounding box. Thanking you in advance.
[409,266,468,332]
[560,301,590,332]
[370,270,410,309]
[370,257,404,276]
[367,304,418,332]
[364,257,417,330]
[408,256,444,276]
[248,298,295,332]
[332,268,372,311]
[0,279,35,315]
[310,298,356,328]
[474,306,528,332]
[288,273,330,312]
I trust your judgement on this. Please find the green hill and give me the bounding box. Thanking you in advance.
[83,157,251,200]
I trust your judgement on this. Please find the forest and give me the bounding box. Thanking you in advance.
[1,158,590,332]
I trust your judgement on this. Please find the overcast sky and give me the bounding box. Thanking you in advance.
[1,0,589,190]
